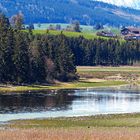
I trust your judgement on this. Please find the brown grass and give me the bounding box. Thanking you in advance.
[1,127,140,140]
[77,66,140,81]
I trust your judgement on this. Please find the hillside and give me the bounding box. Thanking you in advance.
[1,0,140,26]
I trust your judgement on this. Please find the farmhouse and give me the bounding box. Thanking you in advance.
[96,31,116,38]
[121,27,140,40]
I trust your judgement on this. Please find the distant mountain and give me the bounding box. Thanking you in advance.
[96,0,140,9]
[1,0,140,26]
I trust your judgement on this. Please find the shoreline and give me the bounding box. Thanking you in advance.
[1,66,140,93]
[0,80,128,93]
[3,113,140,129]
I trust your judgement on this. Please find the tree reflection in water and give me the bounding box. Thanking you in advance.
[0,90,76,114]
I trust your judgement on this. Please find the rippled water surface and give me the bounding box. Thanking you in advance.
[0,88,140,122]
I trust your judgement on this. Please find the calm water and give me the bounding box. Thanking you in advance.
[0,88,140,122]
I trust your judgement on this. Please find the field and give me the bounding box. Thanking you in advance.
[77,66,140,72]
[32,30,103,40]
[32,29,123,40]
[77,66,140,81]
[31,23,121,40]
[1,127,140,140]
[33,23,120,34]
[2,114,140,140]
[34,23,95,33]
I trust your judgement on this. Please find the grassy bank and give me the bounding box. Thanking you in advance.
[2,114,140,140]
[8,113,140,129]
[0,80,126,93]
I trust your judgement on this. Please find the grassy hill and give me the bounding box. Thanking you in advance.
[32,30,98,40]
[31,23,121,40]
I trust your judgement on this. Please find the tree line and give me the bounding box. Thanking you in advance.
[0,14,77,84]
[41,35,140,66]
[1,14,140,84]
[68,37,140,66]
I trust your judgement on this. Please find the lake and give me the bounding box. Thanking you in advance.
[0,88,140,122]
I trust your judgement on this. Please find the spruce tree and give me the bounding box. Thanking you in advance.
[13,31,30,84]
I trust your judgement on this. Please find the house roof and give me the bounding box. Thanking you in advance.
[124,33,140,37]
[122,27,140,32]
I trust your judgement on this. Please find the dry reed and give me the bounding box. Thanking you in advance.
[0,127,140,140]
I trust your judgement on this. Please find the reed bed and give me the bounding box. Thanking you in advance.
[1,128,140,140]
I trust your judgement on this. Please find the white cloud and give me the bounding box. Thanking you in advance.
[95,0,140,9]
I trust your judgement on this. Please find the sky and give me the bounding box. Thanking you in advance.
[96,0,140,9]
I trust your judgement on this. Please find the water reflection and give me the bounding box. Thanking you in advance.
[0,89,140,122]
[0,91,76,114]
